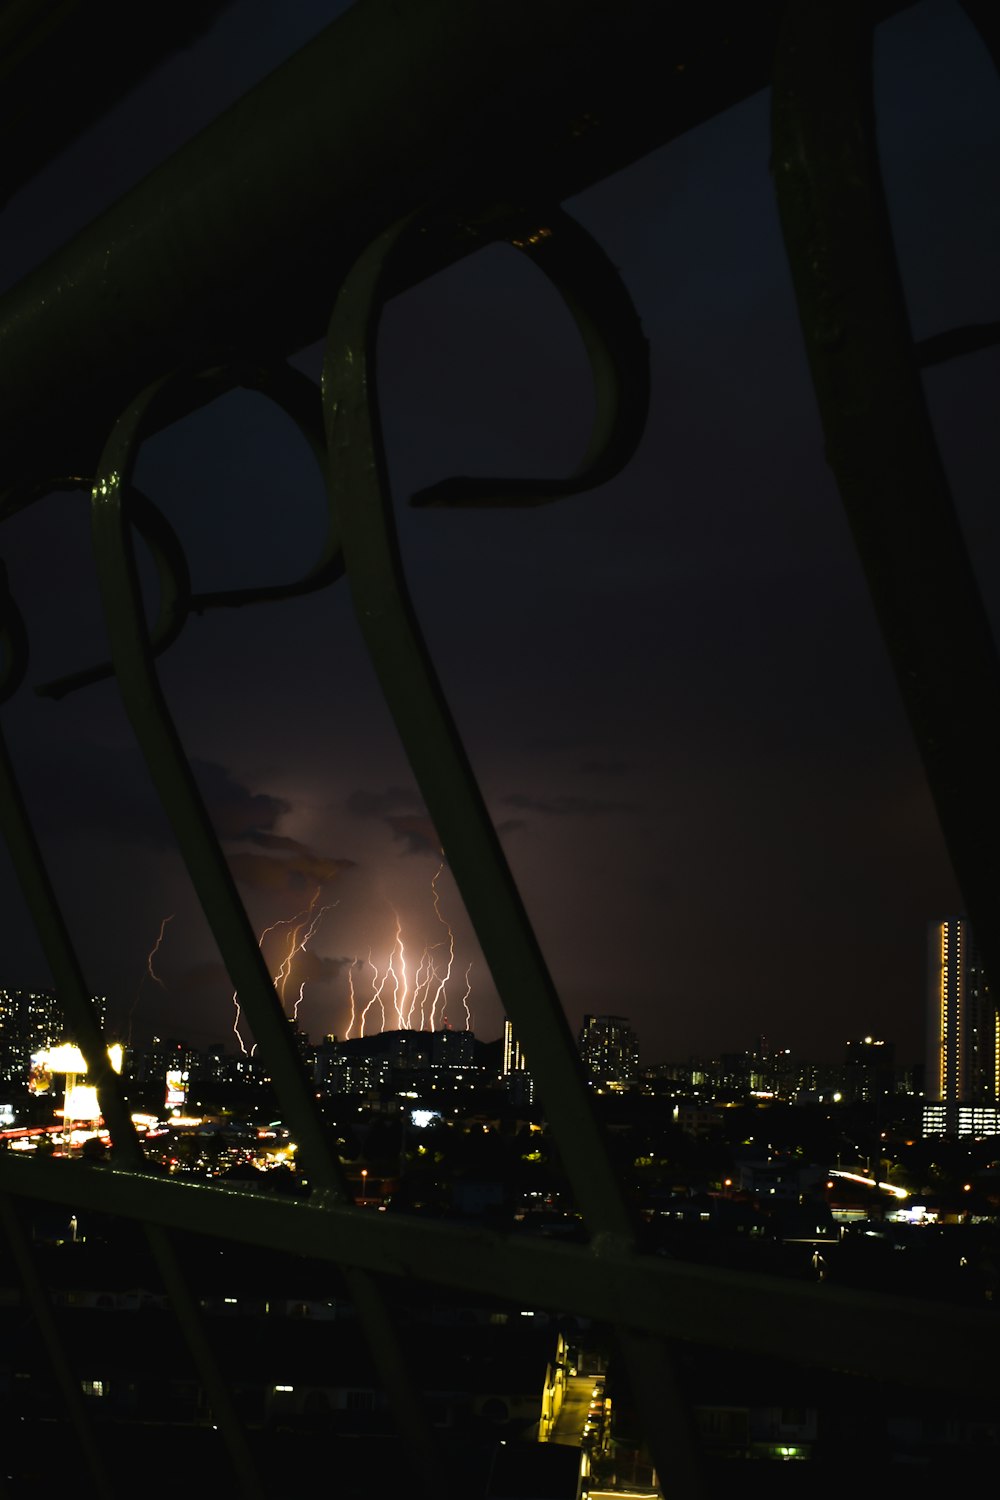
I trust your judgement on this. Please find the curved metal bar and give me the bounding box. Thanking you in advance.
[323,211,701,1493]
[411,206,650,508]
[326,211,634,1237]
[8,475,192,703]
[772,3,1000,998]
[87,377,439,1493]
[0,1193,115,1499]
[915,321,1000,368]
[35,358,343,700]
[38,484,192,700]
[0,577,267,1496]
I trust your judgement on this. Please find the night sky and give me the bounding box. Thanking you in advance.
[0,1,997,1065]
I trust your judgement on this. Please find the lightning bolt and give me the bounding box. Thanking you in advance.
[128,913,174,1045]
[345,960,358,1039]
[351,873,474,1037]
[273,888,321,1002]
[284,897,337,1026]
[292,981,308,1025]
[428,861,455,1031]
[360,949,386,1037]
[464,968,473,1028]
[406,946,424,1029]
[411,945,441,1031]
[388,908,408,1028]
[232,991,249,1056]
[231,890,336,1051]
[234,901,311,1049]
[147,914,174,987]
[232,905,308,1056]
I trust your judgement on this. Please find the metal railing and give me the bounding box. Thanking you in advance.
[0,2,998,1495]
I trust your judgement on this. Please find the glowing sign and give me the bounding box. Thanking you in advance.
[28,1057,53,1095]
[63,1086,101,1123]
[36,1043,123,1077]
[165,1069,189,1108]
[43,1044,87,1075]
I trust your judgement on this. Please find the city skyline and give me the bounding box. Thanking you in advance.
[0,973,934,1079]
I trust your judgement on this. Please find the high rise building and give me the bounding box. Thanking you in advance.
[502,1019,525,1078]
[431,1027,474,1072]
[578,1014,638,1089]
[0,989,108,1089]
[502,1018,533,1105]
[924,918,1000,1136]
[843,1036,896,1104]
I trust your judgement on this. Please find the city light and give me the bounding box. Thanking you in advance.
[829,1169,907,1200]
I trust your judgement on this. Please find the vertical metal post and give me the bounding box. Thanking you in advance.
[772,1,1000,987]
[87,383,440,1494]
[324,212,701,1493]
[0,636,267,1493]
[0,1194,115,1499]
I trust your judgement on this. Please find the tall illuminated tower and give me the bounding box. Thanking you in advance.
[925,918,1000,1135]
[502,1018,533,1104]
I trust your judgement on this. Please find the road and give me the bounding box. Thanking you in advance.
[550,1374,594,1446]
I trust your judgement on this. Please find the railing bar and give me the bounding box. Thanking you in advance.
[0,722,267,1496]
[0,0,809,511]
[0,1193,115,1500]
[1,1156,994,1394]
[323,216,700,1490]
[0,726,136,1154]
[144,1225,267,1499]
[772,2,1000,994]
[88,396,439,1492]
[324,214,635,1244]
